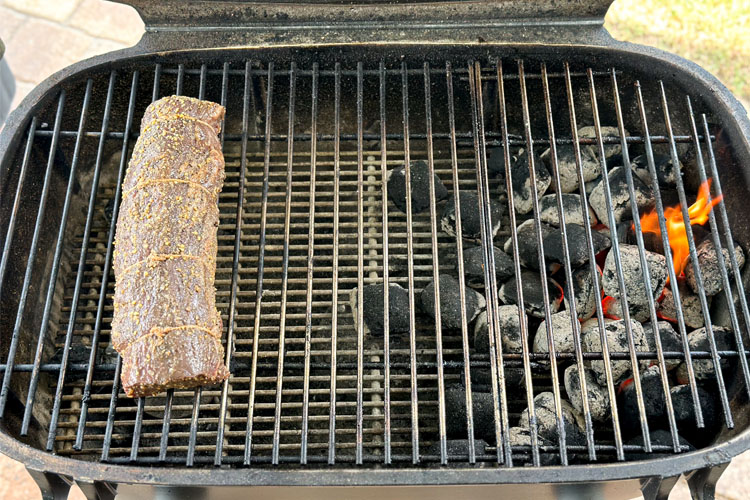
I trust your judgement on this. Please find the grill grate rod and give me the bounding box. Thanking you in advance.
[0,92,65,418]
[446,61,477,464]
[518,59,571,465]
[587,69,653,452]
[244,60,273,465]
[610,70,681,452]
[701,114,750,398]
[401,61,421,464]
[271,60,297,465]
[540,63,596,460]
[470,61,511,465]
[355,61,365,465]
[686,101,750,398]
[660,85,734,428]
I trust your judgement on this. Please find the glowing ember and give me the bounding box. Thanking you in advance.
[601,295,621,320]
[636,180,722,276]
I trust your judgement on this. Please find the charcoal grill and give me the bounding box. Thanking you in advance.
[2,0,750,498]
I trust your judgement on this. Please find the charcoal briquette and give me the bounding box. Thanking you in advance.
[602,244,667,310]
[642,320,683,370]
[462,245,514,287]
[474,305,525,355]
[670,384,718,433]
[420,274,486,330]
[387,160,448,214]
[351,282,411,336]
[564,364,611,422]
[564,266,601,320]
[626,430,694,461]
[508,149,551,215]
[578,125,627,160]
[445,385,496,442]
[589,166,654,226]
[518,392,586,447]
[604,297,652,323]
[630,154,681,188]
[507,426,560,465]
[441,190,505,239]
[427,439,489,458]
[618,365,667,432]
[532,310,577,355]
[499,270,563,319]
[538,193,598,227]
[685,239,745,297]
[657,283,705,329]
[675,325,736,383]
[540,145,601,193]
[582,318,649,385]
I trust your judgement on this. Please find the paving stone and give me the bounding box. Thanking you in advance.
[68,0,144,44]
[4,0,81,22]
[84,38,128,59]
[0,6,28,40]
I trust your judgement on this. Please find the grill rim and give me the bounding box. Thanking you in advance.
[1,40,750,489]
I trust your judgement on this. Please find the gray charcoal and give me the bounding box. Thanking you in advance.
[464,365,526,394]
[604,297,651,323]
[499,270,563,319]
[670,385,717,432]
[350,282,411,336]
[711,260,750,329]
[518,392,586,447]
[582,319,648,385]
[626,430,694,461]
[508,149,551,215]
[642,320,683,370]
[630,154,681,188]
[508,219,610,270]
[585,176,601,197]
[540,146,579,194]
[602,244,667,310]
[685,239,745,297]
[565,267,601,320]
[675,326,735,383]
[657,281,705,329]
[387,160,448,214]
[532,310,576,355]
[564,364,611,422]
[507,426,559,465]
[589,166,653,226]
[462,245,514,287]
[420,274,486,330]
[445,385,496,442]
[474,305,525,355]
[619,365,666,430]
[441,190,505,239]
[487,146,507,176]
[578,125,628,160]
[538,193,597,227]
[427,439,489,458]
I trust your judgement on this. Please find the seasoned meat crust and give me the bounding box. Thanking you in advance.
[112,95,228,398]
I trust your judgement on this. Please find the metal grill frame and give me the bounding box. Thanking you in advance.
[1,35,750,500]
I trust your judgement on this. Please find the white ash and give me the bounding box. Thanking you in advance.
[582,319,649,386]
[577,125,628,160]
[564,266,601,320]
[507,149,551,215]
[588,166,653,226]
[710,260,750,329]
[507,219,610,270]
[474,305,525,355]
[538,193,598,227]
[441,190,505,239]
[532,310,577,355]
[540,145,601,194]
[685,239,745,297]
[642,320,683,370]
[675,326,735,383]
[658,282,705,329]
[604,297,651,323]
[585,176,601,197]
[461,245,514,288]
[564,364,611,422]
[499,270,563,319]
[602,244,668,310]
[419,274,486,330]
[630,154,681,189]
[518,392,586,446]
[387,160,449,214]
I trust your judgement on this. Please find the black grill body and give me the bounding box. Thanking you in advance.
[1,2,750,499]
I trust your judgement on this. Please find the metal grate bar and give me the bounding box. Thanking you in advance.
[327,62,341,465]
[517,60,569,465]
[610,71,682,452]
[244,60,273,465]
[300,61,319,465]
[355,61,365,465]
[563,63,625,460]
[539,63,596,460]
[0,91,65,418]
[401,61,421,464]
[586,69,653,451]
[686,99,750,396]
[271,61,297,465]
[213,61,234,465]
[469,61,511,465]
[659,84,734,428]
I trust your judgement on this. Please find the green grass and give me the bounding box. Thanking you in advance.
[605,0,750,107]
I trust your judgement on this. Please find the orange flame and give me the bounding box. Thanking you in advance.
[635,180,722,276]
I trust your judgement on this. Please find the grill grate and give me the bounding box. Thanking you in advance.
[1,57,748,469]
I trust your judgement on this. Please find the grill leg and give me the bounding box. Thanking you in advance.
[686,463,729,500]
[26,469,72,500]
[640,475,680,500]
[76,480,118,500]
